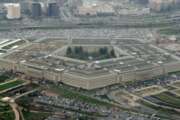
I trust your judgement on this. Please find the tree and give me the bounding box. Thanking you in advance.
[99,47,108,55]
[66,47,72,56]
[110,49,116,57]
[74,46,80,54]
[79,46,83,53]
[74,46,83,54]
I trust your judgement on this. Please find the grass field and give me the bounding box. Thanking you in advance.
[0,101,14,120]
[22,111,50,120]
[159,28,180,35]
[139,100,180,120]
[152,92,180,108]
[0,74,10,83]
[0,80,25,92]
[0,111,15,120]
[0,102,10,112]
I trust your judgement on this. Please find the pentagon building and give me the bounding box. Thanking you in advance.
[0,38,180,90]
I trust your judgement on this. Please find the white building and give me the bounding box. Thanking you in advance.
[77,1,115,16]
[4,3,21,19]
[149,0,174,12]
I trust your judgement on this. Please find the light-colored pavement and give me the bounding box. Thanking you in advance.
[10,103,20,120]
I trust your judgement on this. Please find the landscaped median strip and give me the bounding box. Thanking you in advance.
[0,79,29,94]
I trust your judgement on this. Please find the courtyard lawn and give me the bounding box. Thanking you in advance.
[0,80,25,92]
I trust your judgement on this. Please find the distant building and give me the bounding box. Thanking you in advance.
[149,0,174,12]
[0,4,6,15]
[20,1,30,14]
[31,3,42,18]
[174,0,180,7]
[4,3,21,19]
[76,1,115,16]
[57,0,67,7]
[47,2,59,17]
[130,0,149,5]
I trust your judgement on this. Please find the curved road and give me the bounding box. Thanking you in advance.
[9,103,20,120]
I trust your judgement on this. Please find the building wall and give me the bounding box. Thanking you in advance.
[0,59,16,71]
[4,3,21,19]
[31,3,42,18]
[19,64,44,79]
[44,70,61,82]
[62,73,89,89]
[121,71,136,82]
[86,74,117,90]
[135,66,163,80]
[0,59,180,90]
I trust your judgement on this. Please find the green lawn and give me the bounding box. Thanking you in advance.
[139,100,180,120]
[159,28,180,35]
[0,80,25,91]
[0,102,14,120]
[153,92,180,108]
[0,102,10,112]
[0,74,10,83]
[0,111,14,120]
[22,111,50,120]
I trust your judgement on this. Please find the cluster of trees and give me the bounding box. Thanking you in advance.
[66,46,116,60]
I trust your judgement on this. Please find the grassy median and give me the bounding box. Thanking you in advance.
[0,80,25,92]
